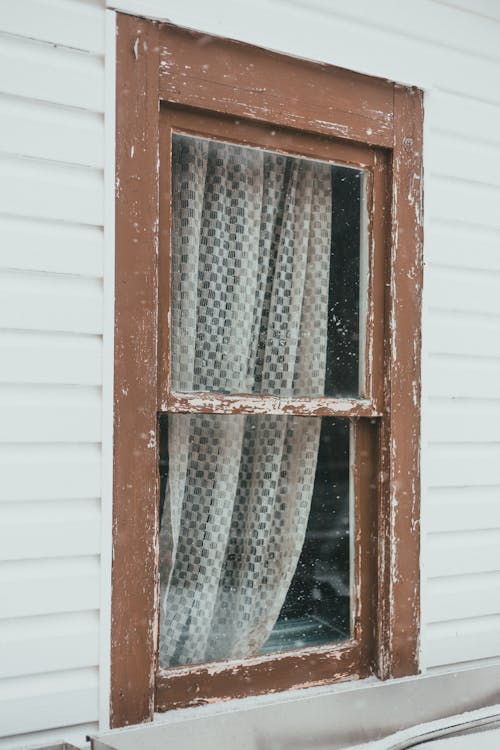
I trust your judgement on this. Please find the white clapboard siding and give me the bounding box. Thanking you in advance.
[0,385,102,443]
[426,444,500,488]
[431,89,500,147]
[0,444,102,502]
[427,530,500,578]
[0,557,100,620]
[426,266,500,317]
[430,178,500,230]
[0,96,104,168]
[0,668,99,738]
[0,0,106,745]
[0,331,103,386]
[431,131,500,188]
[0,156,104,226]
[0,215,103,277]
[425,359,500,399]
[425,313,500,359]
[0,0,105,54]
[0,611,100,678]
[0,271,103,334]
[427,572,500,623]
[426,486,500,534]
[0,499,101,561]
[0,34,104,111]
[426,223,500,272]
[425,398,500,444]
[424,614,500,668]
[436,0,500,22]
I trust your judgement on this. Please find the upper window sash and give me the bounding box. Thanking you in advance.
[158,107,387,417]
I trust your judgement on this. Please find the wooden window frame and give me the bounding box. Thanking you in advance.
[111,13,423,728]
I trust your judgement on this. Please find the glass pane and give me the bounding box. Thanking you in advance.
[169,132,365,398]
[158,414,351,668]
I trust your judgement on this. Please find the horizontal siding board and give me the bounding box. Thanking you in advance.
[0,668,98,736]
[0,385,102,443]
[0,444,101,501]
[427,531,500,577]
[433,0,500,22]
[425,312,500,358]
[0,331,102,386]
[0,514,100,561]
[427,223,500,273]
[0,156,104,226]
[425,486,500,533]
[0,34,104,111]
[425,397,500,443]
[0,215,103,277]
[0,95,104,168]
[304,0,500,62]
[0,557,100,619]
[427,572,500,622]
[426,266,500,317]
[426,444,500,487]
[0,272,103,334]
[430,131,500,187]
[0,0,105,54]
[424,358,500,398]
[431,90,500,147]
[430,178,500,230]
[0,612,99,678]
[423,615,500,667]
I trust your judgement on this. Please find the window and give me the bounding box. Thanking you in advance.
[111,14,423,728]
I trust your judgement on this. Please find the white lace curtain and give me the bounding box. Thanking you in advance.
[159,135,332,667]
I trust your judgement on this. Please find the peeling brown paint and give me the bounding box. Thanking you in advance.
[155,643,365,711]
[111,15,160,729]
[163,393,380,418]
[156,23,394,148]
[111,12,423,727]
[375,86,423,680]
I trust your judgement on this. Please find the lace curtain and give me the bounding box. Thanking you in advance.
[159,135,332,667]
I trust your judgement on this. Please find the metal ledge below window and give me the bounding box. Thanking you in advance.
[91,662,500,750]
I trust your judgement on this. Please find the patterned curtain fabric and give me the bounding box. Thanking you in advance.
[159,135,332,667]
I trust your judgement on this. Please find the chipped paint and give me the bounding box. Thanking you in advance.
[112,15,423,724]
[163,393,380,418]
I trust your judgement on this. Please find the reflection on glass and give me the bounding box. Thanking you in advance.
[170,132,365,398]
[158,414,351,668]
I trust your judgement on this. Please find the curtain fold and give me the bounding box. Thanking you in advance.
[160,136,332,666]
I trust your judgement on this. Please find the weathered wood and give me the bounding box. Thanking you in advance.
[163,392,380,418]
[157,24,394,148]
[377,86,423,680]
[111,14,160,728]
[156,642,367,711]
[112,12,423,726]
